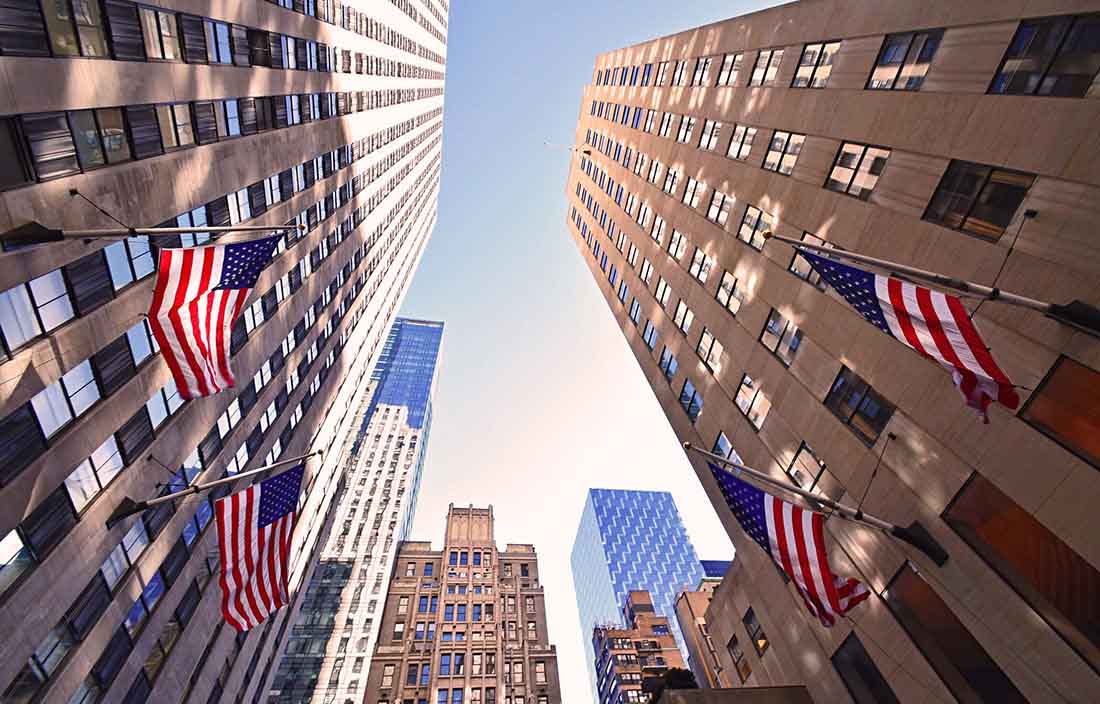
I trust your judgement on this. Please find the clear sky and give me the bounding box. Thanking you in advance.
[399,2,779,701]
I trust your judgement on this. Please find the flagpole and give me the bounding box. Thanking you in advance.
[1,221,306,247]
[684,443,949,566]
[763,232,1100,337]
[105,450,321,529]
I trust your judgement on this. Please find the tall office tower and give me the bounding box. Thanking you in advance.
[267,317,443,703]
[0,1,448,703]
[565,2,1100,702]
[571,489,704,697]
[592,590,687,704]
[366,505,563,704]
[673,576,723,689]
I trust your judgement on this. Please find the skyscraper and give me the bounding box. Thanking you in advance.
[267,317,443,702]
[566,2,1100,702]
[571,489,705,697]
[0,1,448,702]
[366,504,563,704]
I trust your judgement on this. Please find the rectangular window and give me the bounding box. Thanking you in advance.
[727,634,752,683]
[883,564,1025,702]
[642,320,658,350]
[788,232,832,289]
[673,301,693,334]
[760,309,803,366]
[22,112,79,180]
[868,30,943,91]
[763,130,805,175]
[691,56,713,85]
[726,124,757,161]
[628,298,641,326]
[792,41,840,88]
[716,53,743,86]
[698,119,722,151]
[716,271,742,316]
[786,442,842,501]
[658,346,678,381]
[826,142,891,200]
[824,367,895,444]
[735,374,771,430]
[681,178,704,208]
[738,205,772,250]
[991,14,1100,97]
[667,230,687,261]
[140,8,179,61]
[945,471,1100,670]
[688,247,711,283]
[679,379,703,422]
[742,608,769,655]
[658,112,674,138]
[1021,356,1100,466]
[675,115,696,144]
[749,49,783,86]
[923,160,1035,240]
[655,278,671,308]
[696,328,723,373]
[832,633,900,704]
[671,60,687,86]
[707,191,733,226]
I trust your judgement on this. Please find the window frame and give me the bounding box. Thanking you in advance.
[792,41,841,88]
[762,130,805,175]
[867,30,944,91]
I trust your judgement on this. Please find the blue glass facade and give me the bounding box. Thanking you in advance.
[570,489,705,698]
[700,560,732,578]
[368,317,443,539]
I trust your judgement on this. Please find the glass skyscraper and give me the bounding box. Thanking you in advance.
[570,489,705,697]
[268,318,443,703]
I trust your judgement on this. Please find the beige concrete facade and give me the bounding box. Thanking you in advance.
[673,578,723,689]
[365,505,562,704]
[565,2,1100,703]
[0,1,446,703]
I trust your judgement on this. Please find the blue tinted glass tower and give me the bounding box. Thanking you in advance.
[571,489,705,698]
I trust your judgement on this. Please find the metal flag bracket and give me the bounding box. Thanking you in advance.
[685,442,949,567]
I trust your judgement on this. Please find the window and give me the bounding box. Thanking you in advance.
[868,30,943,90]
[42,0,109,57]
[726,634,752,683]
[642,320,659,350]
[883,564,1024,702]
[655,61,670,85]
[679,379,703,422]
[723,124,757,162]
[381,664,395,687]
[658,346,678,381]
[140,8,180,60]
[629,298,641,325]
[439,653,451,675]
[706,190,733,226]
[675,115,696,144]
[691,56,713,85]
[945,472,1100,670]
[698,119,721,151]
[1022,356,1100,465]
[696,328,723,373]
[104,237,155,290]
[749,49,783,86]
[671,60,687,85]
[785,442,841,501]
[204,20,233,63]
[31,359,101,438]
[0,117,33,189]
[923,160,1035,239]
[658,112,674,138]
[655,278,671,308]
[716,53,743,85]
[688,247,711,283]
[681,178,704,208]
[22,112,79,180]
[792,41,840,87]
[832,634,899,704]
[716,271,743,316]
[738,205,772,250]
[763,131,805,175]
[667,230,687,261]
[535,661,547,684]
[673,301,693,334]
[825,142,890,200]
[788,232,832,289]
[735,375,771,430]
[760,309,803,365]
[824,367,895,444]
[742,608,769,655]
[662,167,679,195]
[991,14,1100,97]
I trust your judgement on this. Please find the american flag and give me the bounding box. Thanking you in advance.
[148,236,280,400]
[799,250,1018,421]
[709,463,869,627]
[215,463,304,631]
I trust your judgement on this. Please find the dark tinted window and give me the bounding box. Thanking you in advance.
[64,251,114,315]
[92,626,132,687]
[21,485,77,558]
[124,105,163,159]
[115,407,154,464]
[178,14,206,63]
[1021,356,1100,465]
[992,14,1100,97]
[0,117,33,189]
[824,367,895,444]
[884,564,1025,702]
[924,160,1035,240]
[103,0,145,61]
[945,472,1100,669]
[0,403,45,484]
[93,334,137,396]
[832,633,899,704]
[22,112,79,179]
[0,0,50,56]
[66,576,111,640]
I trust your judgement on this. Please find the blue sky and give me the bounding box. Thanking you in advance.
[399,2,778,700]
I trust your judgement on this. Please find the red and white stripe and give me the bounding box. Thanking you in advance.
[764,496,869,627]
[875,276,1019,419]
[149,246,250,400]
[215,485,295,631]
